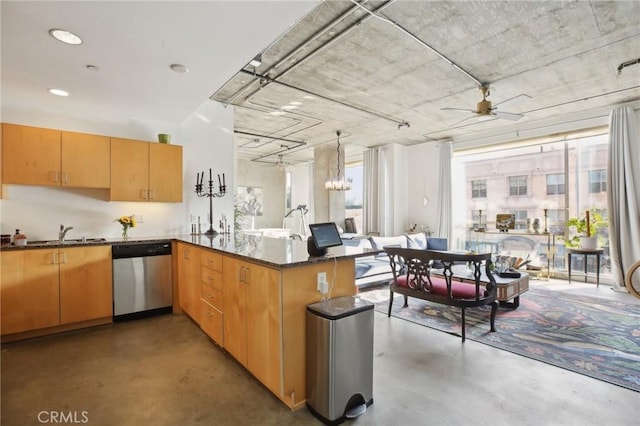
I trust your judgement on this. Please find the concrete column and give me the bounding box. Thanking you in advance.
[313,144,346,226]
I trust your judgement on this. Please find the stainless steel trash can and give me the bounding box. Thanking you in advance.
[306,296,374,425]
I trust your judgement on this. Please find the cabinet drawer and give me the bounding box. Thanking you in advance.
[200,301,223,346]
[201,267,222,291]
[201,252,222,272]
[201,283,223,310]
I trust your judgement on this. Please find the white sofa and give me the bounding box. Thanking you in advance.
[343,233,448,288]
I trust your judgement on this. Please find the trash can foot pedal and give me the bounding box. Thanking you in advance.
[345,403,367,419]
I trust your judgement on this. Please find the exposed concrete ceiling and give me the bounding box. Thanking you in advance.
[211,0,640,165]
[2,1,638,166]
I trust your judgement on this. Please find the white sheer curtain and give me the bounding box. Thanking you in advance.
[363,147,390,235]
[607,107,640,292]
[436,141,452,241]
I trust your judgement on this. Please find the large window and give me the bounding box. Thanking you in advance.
[452,128,610,281]
[509,210,528,230]
[546,173,565,195]
[345,163,363,234]
[589,170,607,193]
[471,180,487,198]
[508,176,528,196]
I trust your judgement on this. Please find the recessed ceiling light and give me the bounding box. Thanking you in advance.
[170,64,189,74]
[281,105,297,110]
[270,111,286,116]
[49,29,82,45]
[249,55,262,67]
[289,101,302,106]
[48,88,69,97]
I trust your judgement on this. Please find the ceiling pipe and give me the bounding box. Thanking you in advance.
[239,69,406,126]
[216,0,395,106]
[347,0,483,88]
[617,58,640,75]
[233,130,306,145]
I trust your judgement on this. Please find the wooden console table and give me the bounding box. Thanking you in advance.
[472,230,556,280]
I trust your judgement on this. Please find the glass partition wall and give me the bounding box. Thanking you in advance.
[451,128,610,284]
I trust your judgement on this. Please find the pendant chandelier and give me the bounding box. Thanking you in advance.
[325,130,352,191]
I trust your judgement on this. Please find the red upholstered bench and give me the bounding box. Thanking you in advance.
[384,247,498,342]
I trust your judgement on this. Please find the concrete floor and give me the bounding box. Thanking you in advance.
[2,281,639,426]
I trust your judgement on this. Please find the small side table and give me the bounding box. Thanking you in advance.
[567,248,604,287]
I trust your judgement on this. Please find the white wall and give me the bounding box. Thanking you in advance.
[377,143,410,236]
[406,142,441,235]
[286,161,313,237]
[0,100,234,240]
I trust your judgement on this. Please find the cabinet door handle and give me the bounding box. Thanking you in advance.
[53,171,59,183]
[61,252,67,264]
[245,267,250,284]
[52,252,57,264]
[62,171,68,184]
[239,266,244,283]
[140,189,147,199]
[205,311,212,318]
[148,189,155,200]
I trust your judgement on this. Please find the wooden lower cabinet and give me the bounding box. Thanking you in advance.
[1,249,60,335]
[177,242,201,323]
[1,245,113,338]
[200,250,223,346]
[200,300,223,344]
[177,243,358,409]
[223,256,282,395]
[59,246,112,324]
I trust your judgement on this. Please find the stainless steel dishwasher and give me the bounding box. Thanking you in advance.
[112,241,172,321]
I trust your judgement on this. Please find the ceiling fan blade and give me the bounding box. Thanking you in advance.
[494,111,524,121]
[448,115,479,128]
[441,107,476,113]
[493,93,532,108]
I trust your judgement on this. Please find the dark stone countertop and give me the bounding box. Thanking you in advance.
[1,233,378,269]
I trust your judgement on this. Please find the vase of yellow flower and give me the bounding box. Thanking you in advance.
[116,215,137,240]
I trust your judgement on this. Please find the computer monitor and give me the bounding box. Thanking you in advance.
[308,222,343,256]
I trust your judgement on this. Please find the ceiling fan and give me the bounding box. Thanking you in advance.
[442,84,531,127]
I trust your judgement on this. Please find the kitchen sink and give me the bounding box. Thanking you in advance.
[28,238,108,246]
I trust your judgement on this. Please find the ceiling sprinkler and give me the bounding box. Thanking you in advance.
[398,120,410,130]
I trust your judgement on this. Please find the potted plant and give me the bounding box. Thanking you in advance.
[565,209,605,249]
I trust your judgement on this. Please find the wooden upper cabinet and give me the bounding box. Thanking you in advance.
[61,131,110,188]
[110,138,150,201]
[2,124,110,188]
[2,123,61,186]
[111,138,182,202]
[149,143,182,202]
[2,124,182,200]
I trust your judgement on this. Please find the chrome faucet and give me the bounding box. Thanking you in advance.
[59,224,74,242]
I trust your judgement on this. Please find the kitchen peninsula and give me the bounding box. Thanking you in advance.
[173,233,376,410]
[1,233,375,410]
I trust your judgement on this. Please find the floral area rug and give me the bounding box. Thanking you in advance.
[369,287,640,392]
